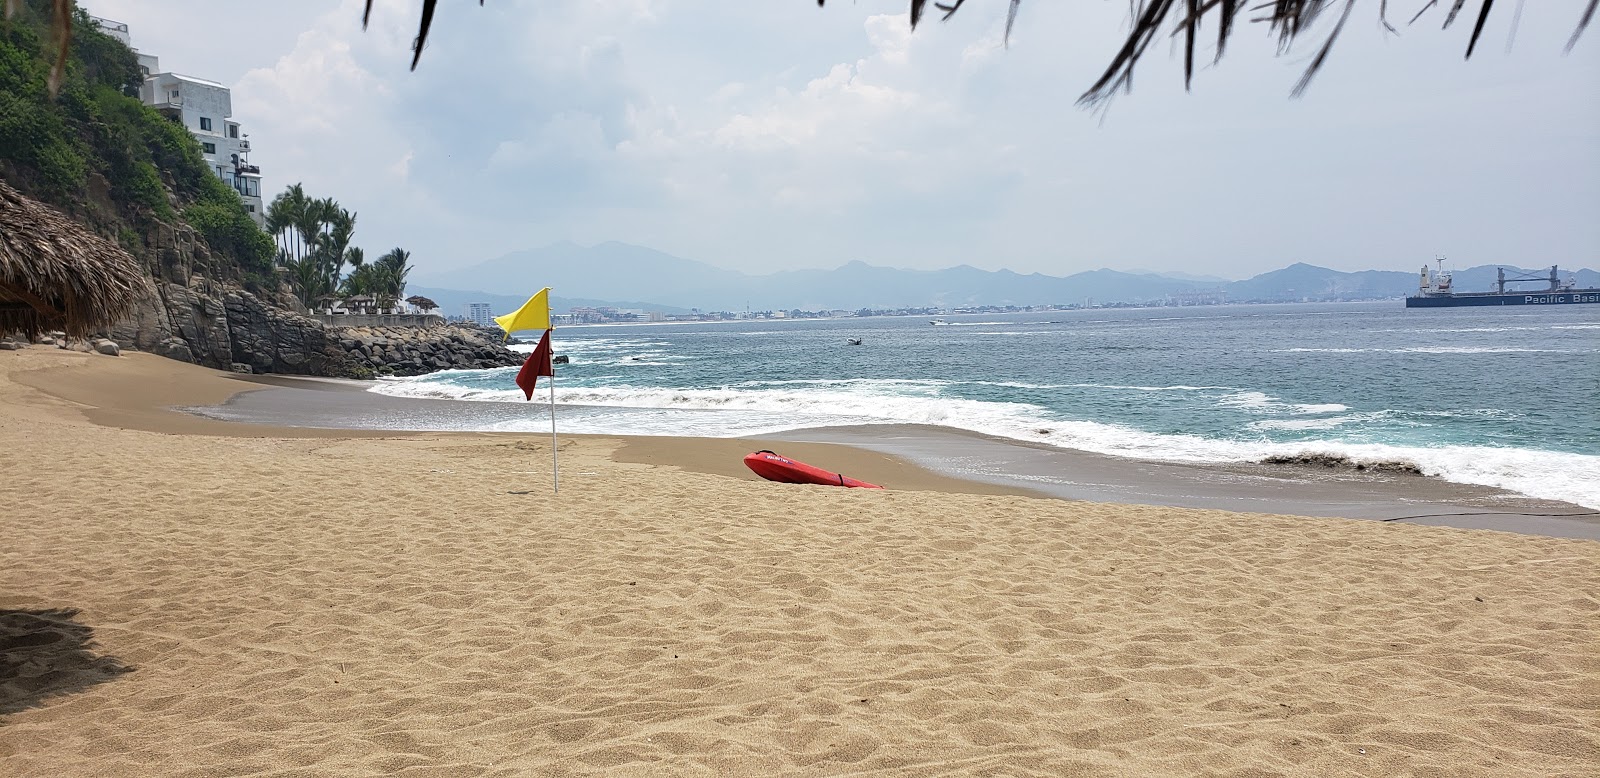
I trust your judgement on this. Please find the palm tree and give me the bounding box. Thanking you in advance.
[263,185,368,307]
[339,263,381,297]
[27,2,1597,100]
[313,205,357,290]
[285,254,327,306]
[297,197,335,268]
[265,183,309,263]
[358,1,1595,103]
[337,249,410,310]
[374,247,413,305]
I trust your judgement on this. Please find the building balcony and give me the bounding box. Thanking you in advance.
[236,164,260,175]
[238,139,251,151]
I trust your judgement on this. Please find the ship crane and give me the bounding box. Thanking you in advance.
[1407,257,1598,307]
[1495,266,1563,294]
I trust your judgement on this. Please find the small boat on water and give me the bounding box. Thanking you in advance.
[743,450,883,489]
[930,319,948,325]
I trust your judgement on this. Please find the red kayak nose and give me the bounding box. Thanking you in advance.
[743,450,883,489]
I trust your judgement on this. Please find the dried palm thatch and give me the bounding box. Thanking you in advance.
[0,178,145,338]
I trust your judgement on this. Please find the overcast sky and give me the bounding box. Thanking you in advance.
[84,0,1599,280]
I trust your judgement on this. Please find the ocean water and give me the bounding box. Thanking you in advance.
[370,302,1600,508]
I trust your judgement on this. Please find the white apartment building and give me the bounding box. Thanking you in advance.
[464,303,495,327]
[91,16,130,46]
[91,17,266,227]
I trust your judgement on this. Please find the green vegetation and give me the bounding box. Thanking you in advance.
[342,248,414,307]
[0,1,272,280]
[265,183,413,310]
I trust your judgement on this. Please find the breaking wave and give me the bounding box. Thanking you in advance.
[370,373,1599,508]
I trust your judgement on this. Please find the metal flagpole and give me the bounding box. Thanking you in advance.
[549,349,559,494]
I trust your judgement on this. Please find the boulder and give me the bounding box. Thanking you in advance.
[92,339,122,356]
[230,362,253,374]
[154,337,195,363]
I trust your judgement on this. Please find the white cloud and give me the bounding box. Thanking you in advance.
[389,150,415,182]
[102,0,1600,278]
[489,112,612,166]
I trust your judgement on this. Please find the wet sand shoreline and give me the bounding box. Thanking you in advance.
[179,373,1598,539]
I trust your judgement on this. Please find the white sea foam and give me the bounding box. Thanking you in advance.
[1248,417,1355,431]
[1367,325,1552,334]
[1281,346,1584,354]
[1217,391,1347,414]
[766,379,1238,393]
[980,381,1235,392]
[372,374,522,403]
[1402,346,1579,354]
[370,374,1599,508]
[1006,423,1600,509]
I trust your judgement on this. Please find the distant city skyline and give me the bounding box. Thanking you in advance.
[83,0,1600,278]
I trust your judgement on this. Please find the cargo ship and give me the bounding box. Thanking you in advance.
[1406,257,1600,308]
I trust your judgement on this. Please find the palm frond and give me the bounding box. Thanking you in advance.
[33,2,1594,104]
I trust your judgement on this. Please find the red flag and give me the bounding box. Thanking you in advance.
[516,329,554,400]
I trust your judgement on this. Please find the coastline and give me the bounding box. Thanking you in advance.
[86,355,1598,539]
[762,425,1600,540]
[3,349,1596,776]
[7,350,1019,497]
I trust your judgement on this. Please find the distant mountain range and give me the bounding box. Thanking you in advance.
[409,241,1599,314]
[406,287,694,320]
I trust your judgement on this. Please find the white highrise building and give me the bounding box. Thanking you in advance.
[465,303,495,327]
[90,17,266,228]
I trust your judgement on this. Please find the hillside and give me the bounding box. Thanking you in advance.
[418,242,1600,312]
[415,243,1202,311]
[407,286,693,318]
[0,0,273,281]
[1224,263,1415,302]
[2,3,377,376]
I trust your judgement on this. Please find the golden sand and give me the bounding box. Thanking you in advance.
[1,349,1596,776]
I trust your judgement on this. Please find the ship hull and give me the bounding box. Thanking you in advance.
[1406,290,1600,308]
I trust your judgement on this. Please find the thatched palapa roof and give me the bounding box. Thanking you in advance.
[0,178,145,338]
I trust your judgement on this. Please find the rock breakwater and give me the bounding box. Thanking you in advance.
[334,324,523,378]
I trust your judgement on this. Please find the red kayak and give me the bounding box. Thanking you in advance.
[743,450,883,489]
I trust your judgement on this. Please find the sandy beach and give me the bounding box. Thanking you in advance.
[2,348,1597,776]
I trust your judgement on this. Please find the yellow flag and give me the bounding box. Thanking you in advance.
[494,287,551,340]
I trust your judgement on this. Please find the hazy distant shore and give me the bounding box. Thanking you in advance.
[182,374,1599,540]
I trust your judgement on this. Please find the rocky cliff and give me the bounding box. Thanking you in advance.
[103,221,520,377]
[1,6,521,379]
